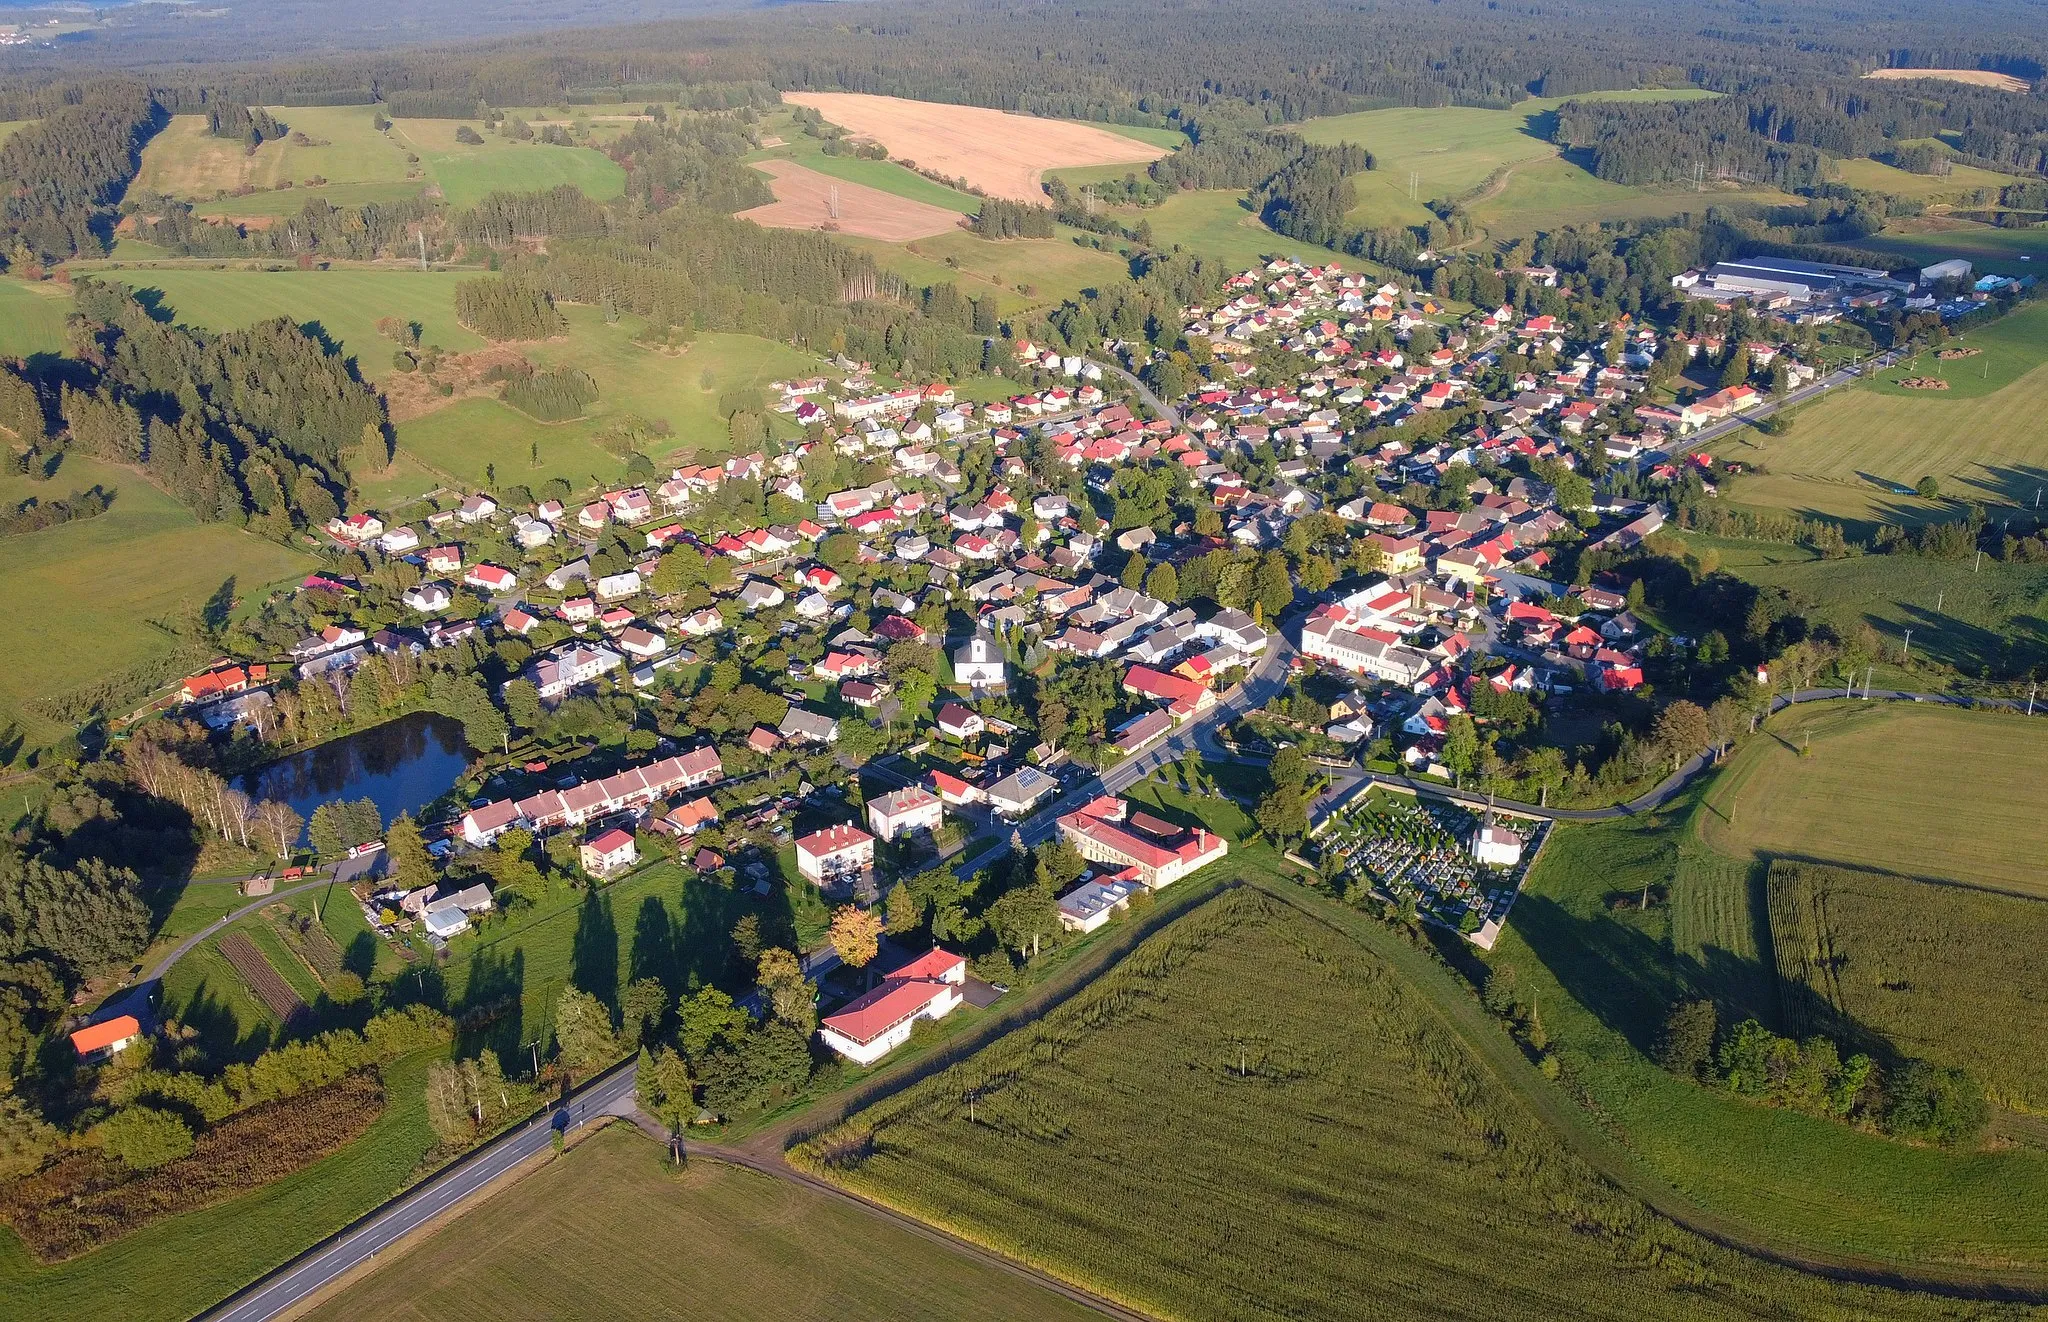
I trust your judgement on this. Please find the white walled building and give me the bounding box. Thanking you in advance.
[818,948,966,1066]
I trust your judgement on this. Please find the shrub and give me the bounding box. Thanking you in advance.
[1885,1060,1988,1147]
[89,1106,193,1171]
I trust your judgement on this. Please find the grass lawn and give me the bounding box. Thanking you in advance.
[0,453,310,752]
[1491,780,2048,1273]
[1679,532,2048,681]
[0,1052,441,1322]
[96,267,484,380]
[1073,120,1187,151]
[390,118,627,210]
[800,882,2012,1317]
[137,107,420,200]
[1709,300,2048,524]
[0,277,74,358]
[1694,701,2048,897]
[302,1124,1099,1322]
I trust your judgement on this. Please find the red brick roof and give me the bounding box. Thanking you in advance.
[70,1015,139,1055]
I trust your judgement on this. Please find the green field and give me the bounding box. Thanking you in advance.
[1075,120,1187,151]
[97,268,485,380]
[1293,89,1722,232]
[305,1124,1098,1322]
[1117,189,1356,270]
[135,106,628,215]
[0,277,73,358]
[195,182,430,219]
[1493,775,2048,1273]
[0,452,311,752]
[0,1053,440,1322]
[802,883,2035,1316]
[1857,220,2048,275]
[1768,860,2048,1112]
[1831,156,2018,205]
[1683,533,2048,681]
[1696,702,2048,897]
[751,132,985,214]
[137,107,420,200]
[1713,300,2048,523]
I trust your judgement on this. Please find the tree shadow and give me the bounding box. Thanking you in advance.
[455,944,525,1064]
[630,894,681,990]
[570,888,619,1012]
[342,931,377,980]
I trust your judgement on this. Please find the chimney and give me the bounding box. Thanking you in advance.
[1410,581,1426,611]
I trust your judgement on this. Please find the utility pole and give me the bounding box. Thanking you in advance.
[528,1040,542,1079]
[1935,590,1944,613]
[2027,682,2036,717]
[417,230,428,273]
[1862,665,1872,699]
[1900,628,1913,663]
[1974,549,1983,574]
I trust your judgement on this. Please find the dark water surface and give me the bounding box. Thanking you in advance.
[240,712,468,832]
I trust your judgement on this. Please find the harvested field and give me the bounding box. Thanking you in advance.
[1863,68,2031,93]
[783,92,1167,203]
[218,931,308,1025]
[738,159,964,240]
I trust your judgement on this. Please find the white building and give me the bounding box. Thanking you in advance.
[1057,876,1137,933]
[866,785,944,842]
[403,583,452,614]
[796,822,875,888]
[985,766,1058,817]
[1471,823,1524,868]
[953,626,1007,691]
[818,948,966,1066]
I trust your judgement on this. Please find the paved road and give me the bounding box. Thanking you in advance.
[1674,349,1901,458]
[949,612,1297,877]
[202,1063,639,1322]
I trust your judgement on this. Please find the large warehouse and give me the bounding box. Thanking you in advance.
[1680,255,1909,303]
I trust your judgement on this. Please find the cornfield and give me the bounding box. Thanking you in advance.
[796,888,2033,1321]
[1767,860,2048,1112]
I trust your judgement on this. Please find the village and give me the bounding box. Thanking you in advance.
[153,244,1991,1068]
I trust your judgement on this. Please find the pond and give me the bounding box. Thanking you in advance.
[240,712,470,834]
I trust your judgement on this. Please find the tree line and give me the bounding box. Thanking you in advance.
[969,198,1057,239]
[205,104,285,148]
[0,82,161,263]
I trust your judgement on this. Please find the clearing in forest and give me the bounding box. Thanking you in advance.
[1863,68,2031,93]
[782,92,1167,203]
[738,159,965,241]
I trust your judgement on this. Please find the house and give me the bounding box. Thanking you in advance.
[664,797,720,836]
[333,511,385,543]
[465,564,517,594]
[403,582,452,614]
[379,526,420,555]
[867,785,944,842]
[927,770,983,806]
[818,947,966,1066]
[457,494,498,524]
[1471,823,1524,868]
[618,626,666,659]
[795,822,875,888]
[580,827,639,879]
[179,663,268,705]
[417,882,495,940]
[1123,665,1215,718]
[952,626,1007,691]
[1058,876,1137,933]
[1056,796,1226,889]
[935,702,985,740]
[779,707,840,745]
[69,1014,142,1060]
[458,747,724,845]
[737,580,786,611]
[985,766,1058,817]
[526,645,623,700]
[596,571,642,601]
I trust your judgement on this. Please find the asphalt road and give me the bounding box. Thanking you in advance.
[1676,349,1902,456]
[949,612,1297,877]
[202,1063,639,1322]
